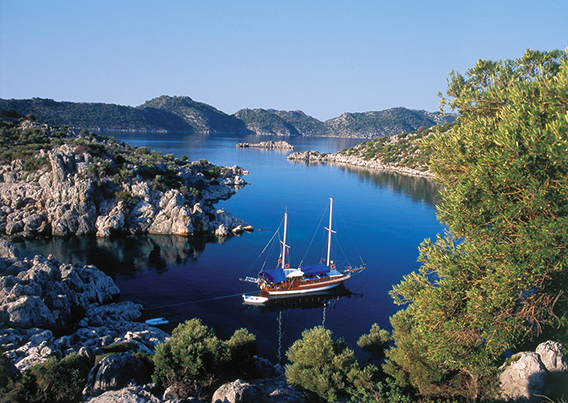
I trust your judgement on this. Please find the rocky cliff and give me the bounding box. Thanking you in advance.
[0,120,253,240]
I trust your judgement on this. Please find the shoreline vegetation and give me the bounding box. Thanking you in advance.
[287,123,451,178]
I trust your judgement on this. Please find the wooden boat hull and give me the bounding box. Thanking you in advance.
[261,274,350,296]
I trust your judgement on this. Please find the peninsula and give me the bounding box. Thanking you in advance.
[287,123,453,177]
[0,117,253,240]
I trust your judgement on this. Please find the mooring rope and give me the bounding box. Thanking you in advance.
[144,292,246,310]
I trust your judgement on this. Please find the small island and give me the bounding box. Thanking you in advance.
[236,140,294,150]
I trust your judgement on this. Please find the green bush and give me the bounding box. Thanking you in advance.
[152,318,231,399]
[226,328,257,375]
[1,353,91,403]
[152,320,259,400]
[285,326,376,402]
[358,323,391,361]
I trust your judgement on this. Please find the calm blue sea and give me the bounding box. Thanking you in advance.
[16,132,444,363]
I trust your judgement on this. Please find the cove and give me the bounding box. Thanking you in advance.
[15,132,444,362]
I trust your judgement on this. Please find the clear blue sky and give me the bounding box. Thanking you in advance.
[1,0,567,121]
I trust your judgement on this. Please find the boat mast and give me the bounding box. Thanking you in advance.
[281,209,289,269]
[325,197,336,267]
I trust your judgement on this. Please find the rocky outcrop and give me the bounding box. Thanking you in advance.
[287,150,434,177]
[499,341,568,402]
[0,127,253,239]
[0,240,169,374]
[0,240,120,330]
[84,384,165,403]
[83,352,150,397]
[211,370,306,403]
[236,141,294,150]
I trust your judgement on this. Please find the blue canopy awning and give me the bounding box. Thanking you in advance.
[299,263,329,276]
[263,268,287,283]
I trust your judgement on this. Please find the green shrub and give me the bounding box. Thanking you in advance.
[152,318,230,399]
[285,326,375,402]
[226,328,257,375]
[0,351,17,396]
[358,324,391,361]
[1,353,91,403]
[115,191,135,206]
[100,341,138,354]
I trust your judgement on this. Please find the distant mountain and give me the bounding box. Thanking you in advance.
[137,95,247,133]
[234,108,326,136]
[0,96,455,138]
[324,108,454,138]
[0,96,247,134]
[0,97,186,132]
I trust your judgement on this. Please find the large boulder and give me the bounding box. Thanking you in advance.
[83,352,149,397]
[85,385,163,403]
[211,379,258,403]
[499,341,568,402]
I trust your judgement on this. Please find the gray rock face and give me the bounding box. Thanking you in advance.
[212,372,306,403]
[0,241,172,375]
[535,340,568,376]
[0,131,252,239]
[211,379,258,403]
[499,341,568,402]
[0,240,120,329]
[83,385,163,403]
[83,353,149,397]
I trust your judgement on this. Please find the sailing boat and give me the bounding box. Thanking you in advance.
[242,197,365,300]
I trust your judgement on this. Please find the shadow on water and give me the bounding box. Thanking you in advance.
[241,284,364,362]
[335,165,443,206]
[243,284,362,314]
[14,233,234,279]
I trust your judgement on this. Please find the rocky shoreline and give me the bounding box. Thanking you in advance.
[0,122,254,240]
[0,239,305,402]
[287,149,435,178]
[2,235,566,402]
[236,140,294,150]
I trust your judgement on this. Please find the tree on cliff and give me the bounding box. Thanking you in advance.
[384,49,568,400]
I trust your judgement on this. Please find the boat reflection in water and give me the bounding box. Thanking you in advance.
[245,284,359,312]
[242,284,362,362]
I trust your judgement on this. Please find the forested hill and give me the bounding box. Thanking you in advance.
[0,96,455,138]
[0,96,248,134]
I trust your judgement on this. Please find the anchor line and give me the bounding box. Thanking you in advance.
[144,292,245,310]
